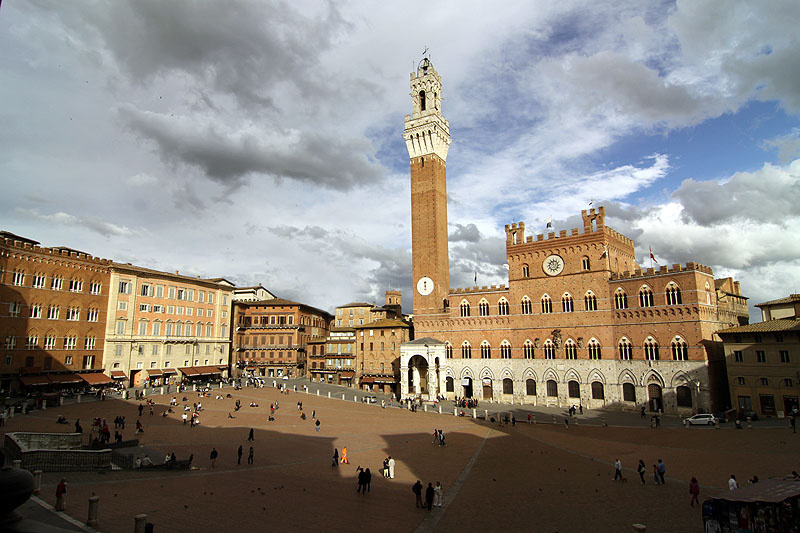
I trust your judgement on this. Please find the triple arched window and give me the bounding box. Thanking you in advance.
[562,293,574,313]
[666,282,682,305]
[498,299,509,315]
[479,300,489,316]
[521,297,532,315]
[445,344,453,359]
[500,341,511,359]
[644,337,659,360]
[565,339,577,360]
[541,295,553,314]
[671,336,688,361]
[460,301,470,317]
[618,338,632,360]
[584,290,597,311]
[523,340,534,359]
[639,286,654,307]
[544,340,555,359]
[614,290,628,310]
[461,341,471,359]
[480,341,491,359]
[588,339,601,360]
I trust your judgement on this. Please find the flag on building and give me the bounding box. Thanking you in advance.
[545,216,553,230]
[649,247,658,263]
[474,272,477,284]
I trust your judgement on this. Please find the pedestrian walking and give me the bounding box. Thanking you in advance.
[74,419,82,434]
[365,468,372,492]
[790,415,796,434]
[689,477,700,506]
[637,459,646,484]
[315,419,321,432]
[237,445,243,465]
[138,404,144,416]
[564,417,569,429]
[312,410,316,420]
[248,446,254,465]
[527,414,531,424]
[432,429,439,445]
[248,428,254,441]
[641,405,646,418]
[210,447,218,468]
[652,464,661,484]
[412,480,423,508]
[729,474,738,491]
[425,482,435,510]
[434,481,443,507]
[55,479,67,511]
[613,458,623,481]
[657,459,666,484]
[388,456,396,479]
[182,413,187,424]
[332,448,339,467]
[341,446,349,464]
[356,467,366,494]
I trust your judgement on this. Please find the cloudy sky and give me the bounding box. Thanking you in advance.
[2,1,798,319]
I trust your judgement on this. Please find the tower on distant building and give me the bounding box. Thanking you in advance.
[404,57,451,315]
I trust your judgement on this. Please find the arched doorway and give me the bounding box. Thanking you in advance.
[462,377,473,398]
[648,383,663,412]
[482,377,493,400]
[407,355,428,397]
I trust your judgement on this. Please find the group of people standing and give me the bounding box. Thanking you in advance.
[412,480,444,510]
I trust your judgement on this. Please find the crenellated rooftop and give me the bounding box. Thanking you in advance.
[450,284,507,295]
[504,207,634,248]
[1,236,111,265]
[609,262,714,280]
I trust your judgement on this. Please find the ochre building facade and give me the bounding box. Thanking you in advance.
[399,61,749,414]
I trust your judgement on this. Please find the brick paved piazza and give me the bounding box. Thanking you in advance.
[5,386,799,532]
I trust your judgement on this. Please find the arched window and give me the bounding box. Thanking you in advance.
[500,341,511,359]
[568,380,580,398]
[639,286,654,307]
[565,340,577,360]
[523,340,534,359]
[479,300,489,316]
[541,295,552,314]
[480,341,491,359]
[419,90,426,111]
[445,376,454,392]
[521,297,532,315]
[562,293,574,313]
[544,340,555,359]
[584,290,597,311]
[460,300,470,317]
[671,337,688,361]
[666,282,682,305]
[445,344,453,359]
[614,290,628,310]
[581,256,590,270]
[705,281,712,305]
[461,341,472,359]
[526,379,536,396]
[676,385,692,407]
[522,264,530,278]
[618,338,632,360]
[622,382,636,402]
[498,299,509,315]
[591,381,605,400]
[644,337,659,360]
[588,339,601,360]
[546,380,558,397]
[502,378,513,394]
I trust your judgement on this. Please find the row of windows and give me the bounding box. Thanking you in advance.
[108,356,223,370]
[7,302,101,322]
[117,320,222,338]
[458,284,686,317]
[444,337,689,361]
[733,350,792,363]
[4,335,97,350]
[120,281,222,305]
[124,302,215,317]
[5,354,95,369]
[7,271,103,294]
[731,333,798,344]
[114,343,217,358]
[240,315,295,326]
[735,376,795,387]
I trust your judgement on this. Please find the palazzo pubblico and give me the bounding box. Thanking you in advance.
[399,59,749,415]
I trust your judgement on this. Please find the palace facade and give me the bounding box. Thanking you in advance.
[399,59,749,414]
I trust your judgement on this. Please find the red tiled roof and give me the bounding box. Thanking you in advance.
[718,319,800,334]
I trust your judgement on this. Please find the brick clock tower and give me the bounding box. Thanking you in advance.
[404,58,451,316]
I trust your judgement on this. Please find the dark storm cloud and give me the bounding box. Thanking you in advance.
[449,223,481,242]
[119,106,384,190]
[35,0,349,110]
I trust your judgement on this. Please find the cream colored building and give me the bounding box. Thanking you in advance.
[103,264,234,387]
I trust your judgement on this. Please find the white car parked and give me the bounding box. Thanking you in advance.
[683,413,716,426]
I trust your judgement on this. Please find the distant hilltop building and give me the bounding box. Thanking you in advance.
[398,59,749,415]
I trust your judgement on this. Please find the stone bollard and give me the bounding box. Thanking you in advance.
[354,396,358,402]
[87,495,99,527]
[220,382,223,389]
[747,417,752,429]
[532,414,536,424]
[76,395,81,404]
[193,383,197,391]
[134,514,148,533]
[602,416,607,427]
[294,386,297,392]
[317,390,320,396]
[341,394,345,400]
[715,419,721,429]
[328,392,331,398]
[59,396,64,406]
[33,470,42,495]
[632,524,646,532]
[453,408,457,417]
[552,415,556,424]
[42,401,46,411]
[12,459,22,469]
[424,404,427,412]
[438,405,442,414]
[472,409,477,419]
[485,410,488,421]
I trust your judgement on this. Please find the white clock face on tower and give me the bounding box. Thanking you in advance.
[417,276,434,296]
[543,254,565,276]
